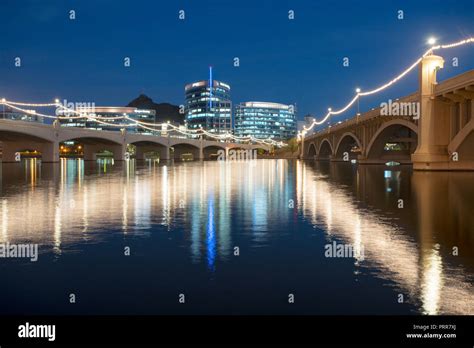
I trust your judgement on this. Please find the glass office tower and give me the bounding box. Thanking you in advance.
[185,80,232,135]
[234,102,297,140]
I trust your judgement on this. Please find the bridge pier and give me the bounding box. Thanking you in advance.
[42,141,60,162]
[161,146,170,160]
[411,54,450,170]
[198,146,203,160]
[300,136,305,159]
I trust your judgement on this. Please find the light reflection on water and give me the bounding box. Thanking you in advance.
[0,158,473,315]
[297,161,474,315]
[0,159,293,257]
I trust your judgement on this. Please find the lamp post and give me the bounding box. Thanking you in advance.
[300,131,305,159]
[356,88,361,116]
[1,98,5,119]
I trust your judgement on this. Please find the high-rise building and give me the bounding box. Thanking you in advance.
[184,79,232,135]
[234,102,297,140]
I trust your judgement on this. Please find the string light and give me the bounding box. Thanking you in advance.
[58,103,284,146]
[0,99,283,147]
[54,102,281,146]
[300,36,474,138]
[5,100,58,107]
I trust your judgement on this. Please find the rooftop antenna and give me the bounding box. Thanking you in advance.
[209,66,213,109]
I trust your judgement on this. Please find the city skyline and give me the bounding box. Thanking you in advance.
[1,0,474,124]
[1,1,474,345]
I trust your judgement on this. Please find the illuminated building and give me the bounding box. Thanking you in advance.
[58,106,156,133]
[0,106,43,123]
[234,102,297,140]
[184,78,232,135]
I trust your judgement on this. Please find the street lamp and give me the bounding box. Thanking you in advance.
[427,37,436,46]
[356,88,361,115]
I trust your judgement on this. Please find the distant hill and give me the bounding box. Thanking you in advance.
[127,94,184,124]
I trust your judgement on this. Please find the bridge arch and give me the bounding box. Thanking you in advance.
[127,138,168,148]
[203,144,226,160]
[203,144,226,150]
[307,142,317,158]
[58,136,125,161]
[318,138,334,159]
[58,131,123,145]
[59,135,123,145]
[171,142,201,161]
[365,119,418,162]
[251,145,270,153]
[0,125,56,143]
[129,140,169,160]
[334,132,362,160]
[0,126,56,162]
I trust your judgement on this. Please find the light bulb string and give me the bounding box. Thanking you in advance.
[299,37,474,139]
[1,100,283,147]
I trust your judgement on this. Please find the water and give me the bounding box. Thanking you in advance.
[0,158,473,315]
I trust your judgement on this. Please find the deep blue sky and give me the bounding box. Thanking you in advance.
[1,0,473,123]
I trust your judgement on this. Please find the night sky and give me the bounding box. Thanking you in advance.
[1,0,473,123]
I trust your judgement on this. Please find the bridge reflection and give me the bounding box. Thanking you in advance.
[296,161,474,314]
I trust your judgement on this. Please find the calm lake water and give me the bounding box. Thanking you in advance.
[0,158,473,315]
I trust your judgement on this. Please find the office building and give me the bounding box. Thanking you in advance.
[58,106,156,134]
[185,79,232,135]
[1,106,43,123]
[234,101,297,140]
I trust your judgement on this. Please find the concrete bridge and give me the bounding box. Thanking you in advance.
[302,55,474,170]
[0,119,270,162]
